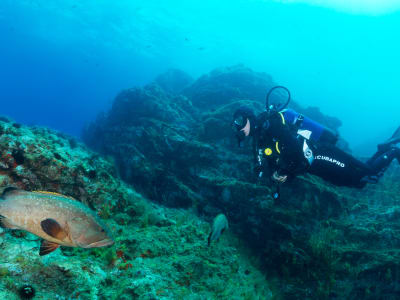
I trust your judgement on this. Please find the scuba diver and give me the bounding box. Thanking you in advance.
[232,86,400,197]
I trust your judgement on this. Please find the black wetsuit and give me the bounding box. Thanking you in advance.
[254,111,400,188]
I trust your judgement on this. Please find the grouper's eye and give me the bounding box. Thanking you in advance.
[101,229,105,233]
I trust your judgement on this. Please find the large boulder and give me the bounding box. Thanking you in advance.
[83,84,214,207]
[0,118,271,299]
[0,120,124,208]
[154,68,194,94]
[184,64,274,110]
[83,65,400,299]
[184,65,343,134]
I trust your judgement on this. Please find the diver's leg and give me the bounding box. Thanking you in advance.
[309,145,371,188]
[361,147,400,185]
[367,147,400,176]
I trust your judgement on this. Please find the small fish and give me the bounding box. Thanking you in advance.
[208,214,228,246]
[0,187,114,256]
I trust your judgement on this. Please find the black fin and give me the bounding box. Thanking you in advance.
[387,126,400,145]
[1,187,21,199]
[391,126,400,139]
[40,218,67,240]
[0,215,5,228]
[378,126,400,152]
[207,232,212,246]
[39,240,60,256]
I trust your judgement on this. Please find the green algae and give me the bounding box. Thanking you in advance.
[0,117,272,298]
[0,267,10,277]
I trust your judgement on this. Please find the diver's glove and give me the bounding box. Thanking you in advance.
[272,171,288,183]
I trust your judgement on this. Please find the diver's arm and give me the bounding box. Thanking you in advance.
[272,171,288,183]
[268,113,309,180]
[277,151,310,176]
[253,142,270,178]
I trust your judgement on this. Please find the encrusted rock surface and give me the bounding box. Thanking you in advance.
[154,68,194,95]
[0,118,271,299]
[83,65,400,299]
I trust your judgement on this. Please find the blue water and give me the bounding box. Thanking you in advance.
[1,0,399,154]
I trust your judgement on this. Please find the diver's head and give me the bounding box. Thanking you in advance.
[232,106,256,147]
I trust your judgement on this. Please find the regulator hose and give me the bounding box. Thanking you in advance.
[266,86,291,111]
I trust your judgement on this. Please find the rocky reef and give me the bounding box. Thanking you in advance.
[154,69,194,95]
[83,65,400,299]
[0,117,271,299]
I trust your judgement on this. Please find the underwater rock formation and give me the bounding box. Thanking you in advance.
[183,64,275,110]
[0,118,271,299]
[154,68,194,95]
[83,65,400,299]
[83,84,207,208]
[184,64,342,133]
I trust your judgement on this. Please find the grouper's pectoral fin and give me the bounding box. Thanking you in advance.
[40,218,67,240]
[39,240,60,256]
[0,215,18,229]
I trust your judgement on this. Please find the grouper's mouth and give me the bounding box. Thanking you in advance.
[85,238,115,248]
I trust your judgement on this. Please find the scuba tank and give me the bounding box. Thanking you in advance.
[281,109,339,146]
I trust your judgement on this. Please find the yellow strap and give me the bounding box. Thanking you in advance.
[278,112,286,125]
[33,191,64,196]
[275,141,281,154]
[33,191,75,200]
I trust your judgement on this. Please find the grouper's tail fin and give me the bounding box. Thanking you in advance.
[0,187,23,229]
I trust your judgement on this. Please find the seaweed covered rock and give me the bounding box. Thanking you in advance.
[154,68,194,94]
[184,64,274,110]
[83,84,215,207]
[109,84,197,127]
[0,121,124,209]
[0,118,271,299]
[83,65,400,299]
[184,64,343,134]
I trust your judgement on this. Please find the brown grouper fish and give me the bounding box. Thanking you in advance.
[0,187,114,256]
